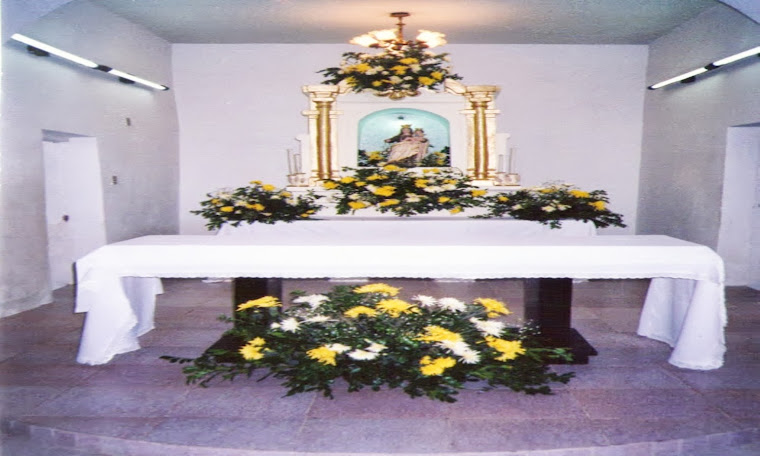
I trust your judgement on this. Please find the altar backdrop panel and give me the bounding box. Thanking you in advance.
[172,44,647,235]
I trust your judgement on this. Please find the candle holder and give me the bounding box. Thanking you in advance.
[287,173,310,187]
[494,172,520,186]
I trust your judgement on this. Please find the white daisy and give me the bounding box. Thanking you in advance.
[469,317,505,337]
[280,317,300,332]
[413,295,438,308]
[327,343,351,353]
[293,294,330,309]
[365,342,387,353]
[304,315,330,323]
[348,349,379,361]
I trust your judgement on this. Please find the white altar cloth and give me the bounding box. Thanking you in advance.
[74,233,725,370]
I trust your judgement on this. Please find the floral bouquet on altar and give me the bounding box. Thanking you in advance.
[162,283,572,402]
[479,183,627,229]
[191,181,324,230]
[322,165,485,216]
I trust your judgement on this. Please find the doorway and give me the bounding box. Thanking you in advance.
[42,131,107,289]
[717,124,760,289]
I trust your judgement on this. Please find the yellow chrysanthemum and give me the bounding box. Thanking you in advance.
[419,355,457,376]
[220,206,234,213]
[372,186,396,197]
[249,180,262,185]
[539,188,555,194]
[367,174,387,181]
[345,76,359,87]
[438,196,451,203]
[322,180,339,189]
[236,296,281,311]
[344,306,379,318]
[376,299,419,318]
[353,62,371,73]
[210,198,221,205]
[368,152,384,161]
[589,200,606,210]
[418,76,436,86]
[399,57,418,65]
[372,80,384,87]
[307,346,337,366]
[449,206,463,214]
[431,71,444,80]
[340,176,356,184]
[422,168,441,174]
[497,195,510,202]
[471,189,488,197]
[239,344,264,361]
[417,325,463,343]
[246,203,265,211]
[354,181,367,187]
[390,65,408,75]
[484,336,526,361]
[570,189,590,198]
[354,283,400,296]
[474,298,512,318]
[262,184,276,191]
[383,164,403,172]
[379,199,400,207]
[348,201,369,210]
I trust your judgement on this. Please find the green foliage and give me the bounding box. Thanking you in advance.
[162,283,573,402]
[190,181,324,230]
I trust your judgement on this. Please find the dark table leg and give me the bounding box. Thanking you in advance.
[523,278,598,364]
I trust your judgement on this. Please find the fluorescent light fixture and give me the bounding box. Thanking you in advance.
[106,69,169,91]
[10,33,169,91]
[649,68,708,90]
[648,44,760,90]
[712,45,760,66]
[11,33,98,68]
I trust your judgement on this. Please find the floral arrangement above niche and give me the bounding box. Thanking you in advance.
[318,41,462,99]
[162,283,573,402]
[191,181,324,230]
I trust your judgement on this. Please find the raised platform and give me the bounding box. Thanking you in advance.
[2,279,758,456]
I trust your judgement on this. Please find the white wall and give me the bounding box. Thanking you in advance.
[0,0,179,316]
[174,43,648,234]
[638,4,760,249]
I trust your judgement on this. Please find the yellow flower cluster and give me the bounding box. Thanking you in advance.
[474,298,512,318]
[353,283,400,296]
[484,336,526,361]
[307,345,338,366]
[239,337,267,361]
[416,325,463,343]
[343,305,379,318]
[237,296,281,311]
[375,299,420,318]
[589,201,606,210]
[419,355,457,376]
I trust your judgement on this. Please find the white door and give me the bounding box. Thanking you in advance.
[43,137,107,289]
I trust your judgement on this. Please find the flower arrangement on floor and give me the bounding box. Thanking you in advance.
[162,283,573,402]
[321,165,486,216]
[318,42,462,99]
[479,183,626,229]
[191,181,324,230]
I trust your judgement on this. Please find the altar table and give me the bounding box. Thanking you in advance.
[74,233,725,370]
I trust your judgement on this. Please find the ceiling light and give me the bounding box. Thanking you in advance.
[712,45,760,66]
[648,44,760,90]
[350,12,447,50]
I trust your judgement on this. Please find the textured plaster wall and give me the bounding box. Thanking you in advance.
[638,4,760,248]
[174,44,647,235]
[0,0,179,316]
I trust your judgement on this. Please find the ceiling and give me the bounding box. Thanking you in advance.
[95,0,726,45]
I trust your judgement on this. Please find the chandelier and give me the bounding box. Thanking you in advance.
[350,12,447,50]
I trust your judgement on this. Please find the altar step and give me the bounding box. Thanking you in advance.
[4,419,759,456]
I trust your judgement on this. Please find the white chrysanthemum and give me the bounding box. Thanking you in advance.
[293,294,330,309]
[389,76,402,84]
[438,340,481,364]
[423,185,444,193]
[366,342,387,353]
[405,194,422,202]
[366,184,378,193]
[348,193,361,200]
[280,317,300,332]
[541,205,556,212]
[413,295,438,308]
[556,204,570,211]
[442,184,457,191]
[348,349,379,361]
[304,315,330,323]
[327,343,351,353]
[270,322,280,329]
[438,297,467,312]
[409,64,422,72]
[365,68,378,75]
[469,317,505,336]
[512,204,523,210]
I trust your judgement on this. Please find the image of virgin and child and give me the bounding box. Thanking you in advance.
[384,125,429,167]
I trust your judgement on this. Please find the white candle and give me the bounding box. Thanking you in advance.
[286,149,293,174]
[497,154,506,173]
[293,153,302,174]
[508,147,517,174]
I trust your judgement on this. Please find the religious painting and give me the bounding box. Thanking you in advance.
[357,108,450,168]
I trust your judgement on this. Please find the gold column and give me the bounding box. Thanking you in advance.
[460,85,500,184]
[302,85,341,182]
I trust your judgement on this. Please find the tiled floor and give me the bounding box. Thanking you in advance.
[1,278,758,456]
